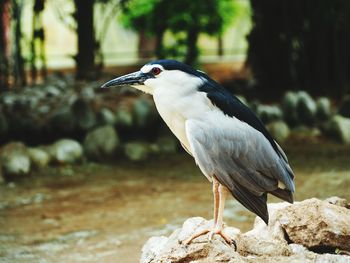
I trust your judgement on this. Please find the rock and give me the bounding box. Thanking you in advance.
[267,121,290,143]
[256,104,283,124]
[316,97,332,121]
[124,142,150,161]
[97,108,116,126]
[282,91,299,126]
[338,95,350,118]
[141,198,350,263]
[83,125,119,160]
[141,217,242,263]
[280,198,350,251]
[49,139,83,164]
[252,198,350,252]
[115,106,133,128]
[132,97,158,128]
[71,98,97,131]
[296,91,317,124]
[49,106,76,134]
[0,142,31,178]
[150,136,178,154]
[325,196,350,208]
[325,115,350,144]
[292,125,321,137]
[28,148,50,168]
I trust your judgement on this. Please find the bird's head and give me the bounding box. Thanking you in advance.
[101,60,206,95]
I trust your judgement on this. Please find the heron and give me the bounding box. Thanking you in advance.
[101,59,295,245]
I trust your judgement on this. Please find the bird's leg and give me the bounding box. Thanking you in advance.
[183,179,220,244]
[213,178,220,225]
[208,184,235,245]
[184,180,234,246]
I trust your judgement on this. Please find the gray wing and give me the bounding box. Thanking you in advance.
[185,118,295,224]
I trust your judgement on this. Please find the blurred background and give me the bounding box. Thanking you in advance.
[0,0,350,262]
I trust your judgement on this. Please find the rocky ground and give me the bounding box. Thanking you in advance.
[141,197,350,263]
[2,74,350,182]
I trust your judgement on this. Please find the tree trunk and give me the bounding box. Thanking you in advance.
[74,0,95,79]
[185,26,199,66]
[0,0,10,90]
[217,33,223,57]
[12,0,26,87]
[154,28,165,59]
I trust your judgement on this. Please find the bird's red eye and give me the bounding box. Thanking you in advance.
[151,67,161,75]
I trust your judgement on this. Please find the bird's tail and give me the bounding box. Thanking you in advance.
[229,183,269,225]
[269,188,294,203]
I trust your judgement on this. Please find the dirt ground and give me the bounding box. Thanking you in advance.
[1,140,350,263]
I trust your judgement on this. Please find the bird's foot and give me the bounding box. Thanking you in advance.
[183,226,236,249]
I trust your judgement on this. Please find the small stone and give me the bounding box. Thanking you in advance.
[325,115,350,144]
[316,97,332,121]
[267,121,290,143]
[151,136,178,154]
[282,91,299,126]
[115,107,133,128]
[124,142,150,161]
[28,148,50,168]
[83,125,119,160]
[0,142,31,178]
[97,108,116,126]
[256,104,283,124]
[296,91,317,125]
[132,97,158,128]
[71,98,97,131]
[49,106,76,134]
[49,139,83,164]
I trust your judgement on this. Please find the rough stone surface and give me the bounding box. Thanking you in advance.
[28,148,51,168]
[141,198,350,263]
[277,198,350,251]
[141,217,242,263]
[83,125,119,160]
[124,142,150,161]
[0,142,31,178]
[325,115,350,144]
[48,139,83,164]
[266,121,290,143]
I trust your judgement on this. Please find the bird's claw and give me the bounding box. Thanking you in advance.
[183,228,236,250]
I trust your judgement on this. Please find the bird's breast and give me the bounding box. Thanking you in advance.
[153,89,215,153]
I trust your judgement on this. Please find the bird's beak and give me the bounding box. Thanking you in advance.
[101,71,152,88]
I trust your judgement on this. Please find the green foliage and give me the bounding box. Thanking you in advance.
[120,0,240,64]
[119,0,161,33]
[120,0,237,35]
